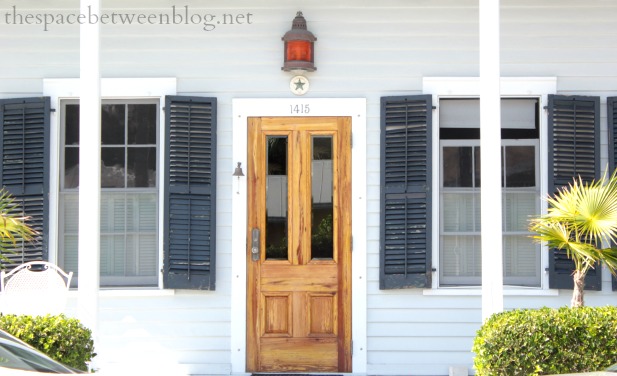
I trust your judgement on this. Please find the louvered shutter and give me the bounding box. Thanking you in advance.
[547,94,601,290]
[163,96,217,290]
[608,96,617,291]
[0,97,50,267]
[380,95,432,289]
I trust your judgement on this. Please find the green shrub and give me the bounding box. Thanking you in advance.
[473,306,617,375]
[0,314,96,371]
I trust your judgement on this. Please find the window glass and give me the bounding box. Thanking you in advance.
[442,147,473,188]
[504,146,535,187]
[128,104,157,144]
[101,147,125,188]
[127,147,157,187]
[101,104,125,145]
[441,235,481,278]
[439,98,540,287]
[442,146,481,188]
[64,148,79,189]
[64,104,80,189]
[60,100,159,287]
[442,192,480,232]
[65,104,80,145]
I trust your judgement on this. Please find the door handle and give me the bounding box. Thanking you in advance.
[251,228,260,262]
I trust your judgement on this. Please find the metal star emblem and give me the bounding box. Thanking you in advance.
[293,78,306,91]
[289,75,309,96]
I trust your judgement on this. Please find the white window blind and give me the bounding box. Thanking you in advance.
[440,98,537,129]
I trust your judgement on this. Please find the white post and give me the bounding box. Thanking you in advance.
[479,0,503,321]
[78,0,101,336]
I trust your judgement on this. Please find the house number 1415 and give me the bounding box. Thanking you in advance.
[290,104,310,114]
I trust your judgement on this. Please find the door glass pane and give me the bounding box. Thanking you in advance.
[265,136,288,260]
[311,136,333,260]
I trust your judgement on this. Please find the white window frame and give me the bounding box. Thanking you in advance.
[43,78,176,289]
[423,77,556,293]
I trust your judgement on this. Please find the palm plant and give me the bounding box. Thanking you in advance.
[0,189,37,265]
[529,170,617,307]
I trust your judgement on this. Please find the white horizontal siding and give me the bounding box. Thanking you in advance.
[1,0,617,375]
[66,292,231,375]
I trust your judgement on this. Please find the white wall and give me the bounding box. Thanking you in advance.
[2,0,617,375]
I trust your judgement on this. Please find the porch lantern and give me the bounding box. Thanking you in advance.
[282,11,316,73]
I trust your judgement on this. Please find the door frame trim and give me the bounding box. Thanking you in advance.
[231,98,367,374]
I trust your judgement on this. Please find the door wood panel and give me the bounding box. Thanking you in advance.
[246,117,352,373]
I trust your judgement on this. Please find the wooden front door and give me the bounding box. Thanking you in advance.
[246,117,352,373]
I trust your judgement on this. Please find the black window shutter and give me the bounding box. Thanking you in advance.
[547,94,601,290]
[380,95,432,289]
[163,96,217,290]
[608,96,617,291]
[0,97,50,268]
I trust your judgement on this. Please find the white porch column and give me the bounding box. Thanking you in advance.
[78,0,101,335]
[479,0,503,321]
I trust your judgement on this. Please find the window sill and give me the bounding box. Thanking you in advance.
[68,288,175,297]
[423,287,559,296]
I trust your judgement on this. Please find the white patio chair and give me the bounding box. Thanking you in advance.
[0,261,73,316]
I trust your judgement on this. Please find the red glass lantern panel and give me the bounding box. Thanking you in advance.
[286,40,312,62]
